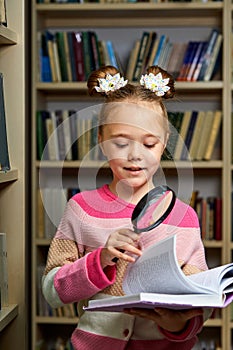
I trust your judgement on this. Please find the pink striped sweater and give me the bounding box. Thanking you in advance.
[42,184,210,350]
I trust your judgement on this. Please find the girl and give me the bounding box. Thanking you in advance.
[42,65,211,349]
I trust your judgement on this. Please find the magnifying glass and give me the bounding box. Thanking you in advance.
[112,185,176,262]
[132,185,176,233]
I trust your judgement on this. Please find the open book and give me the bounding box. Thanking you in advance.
[84,235,233,312]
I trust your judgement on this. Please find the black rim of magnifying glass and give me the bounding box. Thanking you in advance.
[132,185,176,233]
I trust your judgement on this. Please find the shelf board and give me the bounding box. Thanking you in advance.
[36,81,223,94]
[0,26,17,45]
[0,304,18,332]
[36,316,78,325]
[0,169,18,184]
[204,318,223,327]
[36,3,222,28]
[36,160,223,169]
[203,240,223,249]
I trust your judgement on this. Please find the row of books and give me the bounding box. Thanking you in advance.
[127,28,222,82]
[164,110,222,161]
[37,337,74,350]
[37,187,80,239]
[190,192,222,241]
[38,30,121,83]
[37,109,100,161]
[37,109,222,163]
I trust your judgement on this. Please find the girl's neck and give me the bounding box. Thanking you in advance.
[108,181,154,205]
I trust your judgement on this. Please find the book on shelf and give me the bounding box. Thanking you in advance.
[191,192,222,241]
[177,41,199,81]
[203,32,222,81]
[126,39,140,81]
[84,234,232,313]
[152,34,168,67]
[0,0,7,26]
[186,41,206,82]
[132,31,150,81]
[173,110,192,161]
[0,73,10,171]
[0,232,8,308]
[197,28,220,81]
[72,32,85,81]
[180,110,199,160]
[203,110,222,160]
[37,187,80,239]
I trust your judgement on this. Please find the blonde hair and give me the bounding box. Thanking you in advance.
[87,65,175,136]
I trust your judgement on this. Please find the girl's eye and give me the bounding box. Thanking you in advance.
[144,144,156,149]
[114,143,128,149]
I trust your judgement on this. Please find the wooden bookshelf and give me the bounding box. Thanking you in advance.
[0,305,18,332]
[31,1,232,349]
[0,1,28,349]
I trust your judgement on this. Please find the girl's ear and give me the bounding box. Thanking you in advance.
[98,133,106,156]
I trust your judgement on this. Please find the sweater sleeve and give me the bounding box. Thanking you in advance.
[42,245,116,307]
[158,315,203,342]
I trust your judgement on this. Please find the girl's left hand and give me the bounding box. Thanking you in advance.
[123,307,203,333]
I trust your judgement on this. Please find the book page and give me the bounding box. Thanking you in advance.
[188,264,233,294]
[122,235,214,295]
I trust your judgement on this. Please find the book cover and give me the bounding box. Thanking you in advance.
[0,232,8,307]
[195,111,214,161]
[152,34,167,67]
[36,110,50,161]
[186,41,205,82]
[125,39,140,81]
[0,73,10,171]
[177,41,196,81]
[72,32,85,82]
[90,31,101,71]
[203,110,222,161]
[189,110,206,160]
[63,31,73,82]
[180,110,198,160]
[215,197,222,241]
[56,31,69,82]
[167,42,187,79]
[191,41,208,82]
[173,110,192,161]
[0,0,7,26]
[45,30,58,82]
[204,33,223,82]
[41,32,52,82]
[141,31,157,72]
[84,235,233,312]
[67,31,77,82]
[197,29,219,81]
[132,31,150,81]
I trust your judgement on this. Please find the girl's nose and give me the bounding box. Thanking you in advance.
[128,142,143,161]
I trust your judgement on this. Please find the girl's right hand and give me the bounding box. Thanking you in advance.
[100,229,142,268]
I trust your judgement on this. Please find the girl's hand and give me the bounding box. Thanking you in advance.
[100,229,142,268]
[124,307,203,333]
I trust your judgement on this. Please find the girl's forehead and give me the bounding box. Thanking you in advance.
[102,102,166,136]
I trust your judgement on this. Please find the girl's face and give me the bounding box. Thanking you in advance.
[99,102,168,199]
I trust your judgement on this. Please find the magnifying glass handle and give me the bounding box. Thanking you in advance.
[112,249,125,263]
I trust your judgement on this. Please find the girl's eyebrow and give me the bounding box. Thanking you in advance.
[110,133,158,139]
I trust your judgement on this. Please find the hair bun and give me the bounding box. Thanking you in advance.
[146,66,175,99]
[87,65,120,96]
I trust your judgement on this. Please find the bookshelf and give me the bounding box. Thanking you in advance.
[31,1,232,349]
[0,0,28,349]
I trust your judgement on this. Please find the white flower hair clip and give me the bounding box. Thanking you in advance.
[140,72,170,96]
[95,73,128,93]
